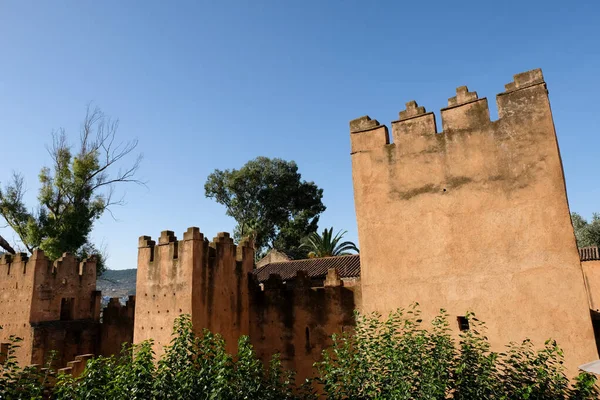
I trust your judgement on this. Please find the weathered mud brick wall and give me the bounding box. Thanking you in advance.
[350,68,598,373]
[100,296,136,356]
[134,228,254,356]
[0,251,100,367]
[249,269,358,384]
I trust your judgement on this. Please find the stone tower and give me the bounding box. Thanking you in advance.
[134,228,254,356]
[349,69,598,371]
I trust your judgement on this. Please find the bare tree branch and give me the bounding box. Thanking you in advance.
[0,234,15,254]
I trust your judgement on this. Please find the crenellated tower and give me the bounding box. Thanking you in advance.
[134,228,254,356]
[350,69,599,372]
[0,251,100,367]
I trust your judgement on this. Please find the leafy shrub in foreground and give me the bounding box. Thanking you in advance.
[316,306,599,399]
[1,310,598,399]
[53,315,305,400]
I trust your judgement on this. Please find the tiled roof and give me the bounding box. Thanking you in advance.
[580,246,600,261]
[253,254,360,282]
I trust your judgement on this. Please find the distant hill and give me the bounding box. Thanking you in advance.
[96,269,137,298]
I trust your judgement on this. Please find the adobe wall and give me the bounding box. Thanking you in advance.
[31,320,98,367]
[0,250,100,367]
[0,253,38,365]
[99,296,136,357]
[350,69,598,373]
[249,269,358,384]
[134,228,254,357]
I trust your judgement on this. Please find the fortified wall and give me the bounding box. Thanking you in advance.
[134,228,360,382]
[0,251,100,367]
[350,68,599,372]
[99,295,136,357]
[134,228,254,356]
[250,268,358,383]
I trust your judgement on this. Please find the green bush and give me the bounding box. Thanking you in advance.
[1,310,598,399]
[316,306,599,399]
[52,315,304,400]
[0,334,53,400]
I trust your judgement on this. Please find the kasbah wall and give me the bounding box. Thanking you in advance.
[0,251,101,368]
[350,68,599,375]
[2,68,600,383]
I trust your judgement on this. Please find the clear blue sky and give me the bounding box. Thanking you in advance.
[1,1,599,270]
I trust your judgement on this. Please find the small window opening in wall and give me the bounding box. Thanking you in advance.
[457,316,470,331]
[305,327,311,350]
[60,297,75,321]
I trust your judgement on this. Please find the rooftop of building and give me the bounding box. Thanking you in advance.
[253,254,360,283]
[580,246,600,261]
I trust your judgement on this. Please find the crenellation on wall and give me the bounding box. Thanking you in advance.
[349,115,381,133]
[236,238,253,262]
[294,270,312,289]
[183,226,203,241]
[504,68,545,92]
[447,85,479,107]
[324,268,342,287]
[158,230,177,245]
[264,273,284,290]
[440,87,490,132]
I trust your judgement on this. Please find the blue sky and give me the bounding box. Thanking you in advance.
[1,1,599,270]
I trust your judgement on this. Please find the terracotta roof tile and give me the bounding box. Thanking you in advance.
[253,254,360,282]
[580,246,600,261]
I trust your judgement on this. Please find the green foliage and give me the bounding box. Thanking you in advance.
[572,212,600,248]
[301,226,359,258]
[316,306,600,399]
[0,331,52,399]
[204,157,325,259]
[2,313,598,399]
[0,106,142,274]
[50,315,304,400]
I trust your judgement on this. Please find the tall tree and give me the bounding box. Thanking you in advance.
[301,227,359,258]
[572,212,600,248]
[204,157,325,259]
[0,105,143,274]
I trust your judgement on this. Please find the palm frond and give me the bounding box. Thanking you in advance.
[300,227,359,258]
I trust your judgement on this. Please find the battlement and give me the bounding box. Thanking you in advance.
[0,250,96,281]
[135,226,254,356]
[138,227,255,266]
[104,295,136,319]
[350,68,548,153]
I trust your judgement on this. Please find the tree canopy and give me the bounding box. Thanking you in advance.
[572,212,600,248]
[0,105,142,274]
[204,157,325,259]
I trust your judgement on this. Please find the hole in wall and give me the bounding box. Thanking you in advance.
[457,316,470,331]
[305,327,311,351]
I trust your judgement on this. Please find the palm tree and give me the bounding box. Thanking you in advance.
[301,227,359,258]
